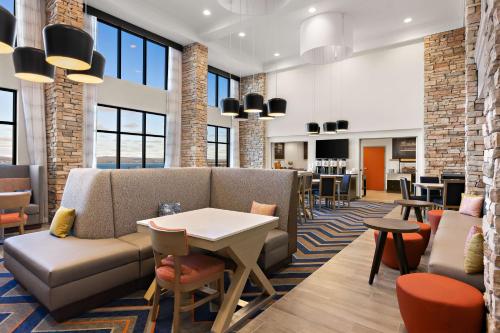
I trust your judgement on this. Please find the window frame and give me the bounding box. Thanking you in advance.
[207,71,230,108]
[207,125,230,167]
[96,18,169,90]
[0,87,17,165]
[96,104,166,169]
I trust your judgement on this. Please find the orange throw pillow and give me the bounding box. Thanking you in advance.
[459,194,484,217]
[251,201,277,216]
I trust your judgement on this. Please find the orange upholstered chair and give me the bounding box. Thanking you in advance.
[428,209,444,233]
[149,222,225,333]
[397,273,484,333]
[373,231,425,270]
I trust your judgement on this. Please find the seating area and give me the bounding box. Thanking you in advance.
[0,0,498,332]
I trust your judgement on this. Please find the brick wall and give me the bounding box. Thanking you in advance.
[239,73,266,168]
[424,28,466,176]
[181,43,208,167]
[45,0,84,218]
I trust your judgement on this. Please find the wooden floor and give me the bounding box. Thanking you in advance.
[360,190,402,204]
[239,206,429,333]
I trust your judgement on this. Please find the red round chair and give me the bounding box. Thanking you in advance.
[409,221,431,252]
[373,231,425,270]
[428,209,444,233]
[397,273,484,333]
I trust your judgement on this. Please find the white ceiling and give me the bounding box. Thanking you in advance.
[87,0,465,76]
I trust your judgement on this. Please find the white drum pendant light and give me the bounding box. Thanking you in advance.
[300,12,353,64]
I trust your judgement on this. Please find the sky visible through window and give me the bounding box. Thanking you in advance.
[96,21,118,78]
[121,31,144,85]
[0,89,14,165]
[0,0,14,14]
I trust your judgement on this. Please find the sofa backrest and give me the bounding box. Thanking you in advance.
[62,169,115,239]
[210,168,298,255]
[110,168,212,237]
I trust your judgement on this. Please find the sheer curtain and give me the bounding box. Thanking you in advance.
[83,14,97,168]
[164,48,182,167]
[230,79,240,168]
[15,0,48,223]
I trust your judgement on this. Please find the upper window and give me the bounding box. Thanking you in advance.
[95,105,166,169]
[207,125,230,167]
[96,20,168,90]
[0,0,14,14]
[207,72,230,107]
[0,88,16,165]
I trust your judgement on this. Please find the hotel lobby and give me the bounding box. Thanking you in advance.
[0,0,496,332]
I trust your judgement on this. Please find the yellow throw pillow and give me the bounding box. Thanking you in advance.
[50,206,76,238]
[464,225,484,274]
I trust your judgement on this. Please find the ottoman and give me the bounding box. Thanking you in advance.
[373,231,425,270]
[409,221,431,252]
[428,209,444,234]
[397,273,484,333]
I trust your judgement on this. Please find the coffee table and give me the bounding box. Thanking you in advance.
[364,218,420,284]
[394,199,433,222]
[137,207,279,333]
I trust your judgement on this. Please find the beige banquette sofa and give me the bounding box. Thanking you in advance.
[4,167,298,320]
[428,210,484,291]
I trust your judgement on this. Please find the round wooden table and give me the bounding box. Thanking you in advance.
[394,199,433,222]
[363,218,420,284]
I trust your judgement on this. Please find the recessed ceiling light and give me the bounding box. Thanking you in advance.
[404,17,412,23]
[308,7,316,14]
[238,31,246,37]
[203,9,211,16]
[273,52,280,57]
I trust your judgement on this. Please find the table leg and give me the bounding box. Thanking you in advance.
[369,231,387,285]
[414,207,423,222]
[393,233,409,275]
[144,278,156,304]
[427,190,430,203]
[402,206,410,220]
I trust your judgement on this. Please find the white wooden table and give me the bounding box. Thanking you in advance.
[413,182,444,202]
[137,207,279,333]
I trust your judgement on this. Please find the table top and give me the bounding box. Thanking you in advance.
[394,199,433,207]
[363,218,420,233]
[0,191,29,197]
[413,182,444,189]
[137,207,278,242]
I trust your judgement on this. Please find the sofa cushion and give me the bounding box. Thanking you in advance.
[4,231,138,288]
[110,168,211,237]
[428,210,484,291]
[264,229,289,252]
[61,169,115,239]
[119,232,153,260]
[25,204,39,215]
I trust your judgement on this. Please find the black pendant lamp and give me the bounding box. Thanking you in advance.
[13,47,55,83]
[0,5,16,54]
[220,97,240,117]
[268,97,287,117]
[244,93,264,113]
[323,122,337,134]
[259,103,274,120]
[336,120,349,132]
[43,24,94,70]
[67,51,105,84]
[234,104,248,121]
[306,122,320,135]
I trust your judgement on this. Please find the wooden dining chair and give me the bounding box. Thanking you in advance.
[338,174,352,207]
[297,175,306,224]
[0,191,31,239]
[315,176,337,210]
[302,172,314,219]
[433,179,465,210]
[149,221,225,332]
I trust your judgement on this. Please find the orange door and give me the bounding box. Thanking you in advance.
[363,147,385,191]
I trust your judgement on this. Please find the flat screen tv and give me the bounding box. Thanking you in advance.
[316,139,349,159]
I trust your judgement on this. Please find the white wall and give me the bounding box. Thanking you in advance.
[272,142,308,170]
[208,106,233,128]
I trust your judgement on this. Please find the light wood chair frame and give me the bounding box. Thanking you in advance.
[302,172,314,220]
[150,224,224,333]
[0,192,31,238]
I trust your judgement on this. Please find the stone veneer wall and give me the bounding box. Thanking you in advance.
[474,0,500,330]
[239,73,266,168]
[44,0,84,218]
[465,0,485,195]
[424,28,466,176]
[181,43,208,167]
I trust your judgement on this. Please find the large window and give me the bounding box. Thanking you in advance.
[96,105,166,169]
[207,71,230,107]
[0,0,14,14]
[207,125,230,167]
[96,20,168,89]
[0,88,16,165]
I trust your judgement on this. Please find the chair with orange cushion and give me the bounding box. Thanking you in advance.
[373,230,425,270]
[428,209,444,233]
[0,191,31,241]
[149,221,225,333]
[397,273,484,333]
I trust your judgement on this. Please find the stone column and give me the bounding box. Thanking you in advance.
[423,28,466,176]
[45,0,84,218]
[239,73,266,168]
[181,42,208,167]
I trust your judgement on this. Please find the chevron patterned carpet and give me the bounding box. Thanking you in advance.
[0,201,395,332]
